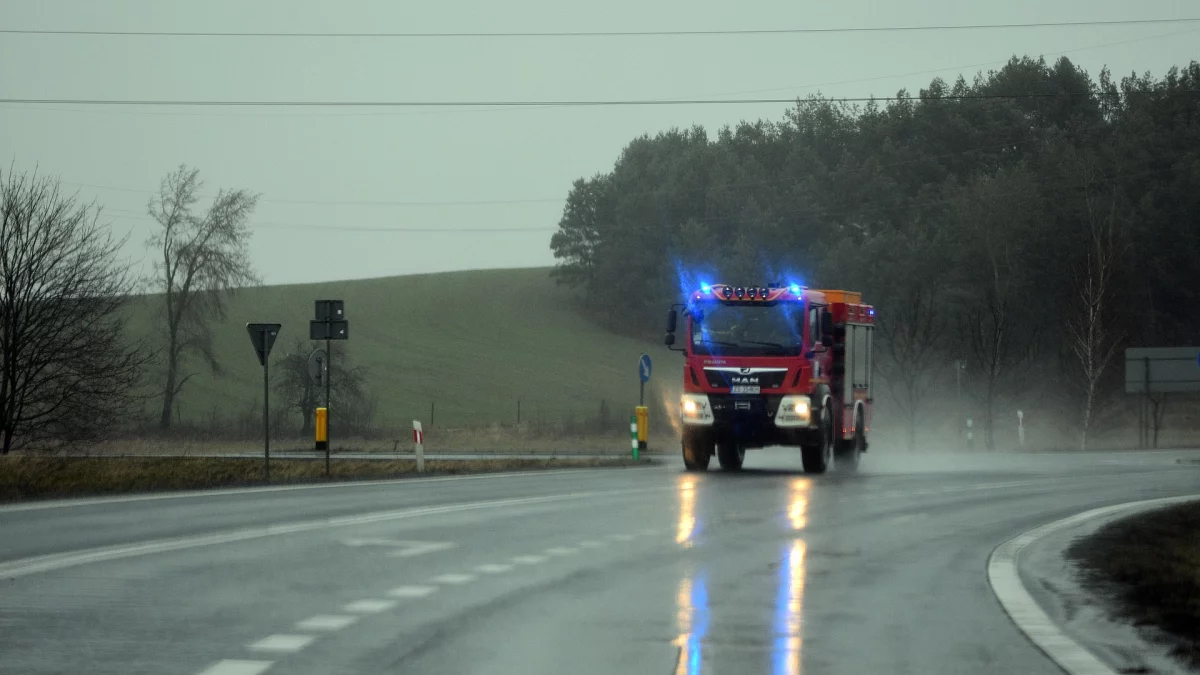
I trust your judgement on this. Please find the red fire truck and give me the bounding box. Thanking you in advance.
[664,282,875,473]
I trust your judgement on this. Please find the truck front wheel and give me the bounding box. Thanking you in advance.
[716,440,745,471]
[801,402,835,474]
[682,429,713,472]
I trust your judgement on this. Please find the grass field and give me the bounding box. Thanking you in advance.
[127,267,677,434]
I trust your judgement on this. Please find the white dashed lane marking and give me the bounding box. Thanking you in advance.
[248,634,316,653]
[578,540,603,548]
[342,599,397,614]
[431,573,476,585]
[545,547,577,556]
[512,555,547,564]
[476,563,514,574]
[610,534,635,542]
[387,585,439,598]
[639,528,658,536]
[195,661,275,675]
[295,615,358,632]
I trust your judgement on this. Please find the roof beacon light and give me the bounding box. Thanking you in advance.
[700,282,711,294]
[789,284,801,294]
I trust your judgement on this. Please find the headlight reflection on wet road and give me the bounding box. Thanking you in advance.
[673,570,709,675]
[773,538,807,675]
[676,477,698,547]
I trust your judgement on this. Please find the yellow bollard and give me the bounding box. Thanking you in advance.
[315,407,328,451]
[635,405,648,455]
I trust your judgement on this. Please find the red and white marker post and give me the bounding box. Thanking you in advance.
[413,420,425,473]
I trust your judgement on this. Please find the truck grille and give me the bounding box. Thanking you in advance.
[703,367,789,390]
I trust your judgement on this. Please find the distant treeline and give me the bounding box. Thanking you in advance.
[550,56,1200,450]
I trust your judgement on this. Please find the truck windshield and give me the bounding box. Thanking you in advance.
[690,302,805,356]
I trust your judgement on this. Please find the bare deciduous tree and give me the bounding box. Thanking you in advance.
[147,165,259,429]
[1067,166,1127,450]
[0,168,147,454]
[274,340,372,437]
[952,171,1041,450]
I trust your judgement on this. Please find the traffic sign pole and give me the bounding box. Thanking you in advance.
[246,323,281,483]
[263,327,270,482]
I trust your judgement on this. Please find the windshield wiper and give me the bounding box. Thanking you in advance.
[696,339,740,348]
[738,340,795,350]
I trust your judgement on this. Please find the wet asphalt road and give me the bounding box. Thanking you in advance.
[1,448,1198,675]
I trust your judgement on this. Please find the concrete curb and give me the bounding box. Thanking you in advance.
[987,494,1200,675]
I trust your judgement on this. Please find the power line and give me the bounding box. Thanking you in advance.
[104,212,553,233]
[5,92,1197,108]
[71,181,561,206]
[5,26,1195,119]
[4,18,1199,38]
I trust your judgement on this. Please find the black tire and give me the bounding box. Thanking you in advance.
[716,440,745,471]
[682,429,712,472]
[837,412,864,473]
[801,400,835,474]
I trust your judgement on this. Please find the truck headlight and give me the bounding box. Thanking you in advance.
[680,393,714,426]
[776,395,812,427]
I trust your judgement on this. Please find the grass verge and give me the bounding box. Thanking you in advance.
[0,455,651,503]
[1067,501,1200,667]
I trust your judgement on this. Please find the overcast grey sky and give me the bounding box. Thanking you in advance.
[1,0,1195,285]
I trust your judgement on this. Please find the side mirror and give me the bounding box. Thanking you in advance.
[664,333,676,347]
[666,309,678,333]
[821,335,834,348]
[821,309,834,339]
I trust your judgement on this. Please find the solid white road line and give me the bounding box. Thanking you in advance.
[342,599,398,614]
[0,487,664,579]
[431,573,476,585]
[512,555,547,565]
[195,660,275,675]
[247,634,316,653]
[475,563,514,574]
[987,494,1200,675]
[545,547,577,556]
[387,585,438,598]
[295,615,358,631]
[0,466,650,513]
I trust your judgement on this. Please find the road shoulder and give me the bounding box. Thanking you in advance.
[990,495,1200,675]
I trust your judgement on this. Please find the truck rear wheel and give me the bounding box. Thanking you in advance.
[837,414,864,473]
[801,402,835,474]
[682,429,712,472]
[716,441,745,471]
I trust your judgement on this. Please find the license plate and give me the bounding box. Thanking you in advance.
[731,385,760,395]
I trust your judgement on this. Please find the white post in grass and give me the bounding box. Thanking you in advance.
[413,420,425,473]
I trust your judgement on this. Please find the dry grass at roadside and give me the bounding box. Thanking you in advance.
[1067,501,1200,667]
[82,429,643,456]
[0,455,649,502]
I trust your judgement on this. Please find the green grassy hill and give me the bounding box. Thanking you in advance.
[129,267,676,433]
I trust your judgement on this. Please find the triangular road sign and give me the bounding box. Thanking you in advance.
[246,323,282,366]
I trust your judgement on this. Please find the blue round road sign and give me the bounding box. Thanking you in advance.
[638,353,652,383]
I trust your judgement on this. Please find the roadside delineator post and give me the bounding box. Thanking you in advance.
[635,405,648,457]
[413,420,425,473]
[966,417,974,451]
[629,414,638,460]
[316,406,328,452]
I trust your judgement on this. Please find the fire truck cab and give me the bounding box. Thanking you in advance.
[664,283,875,473]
